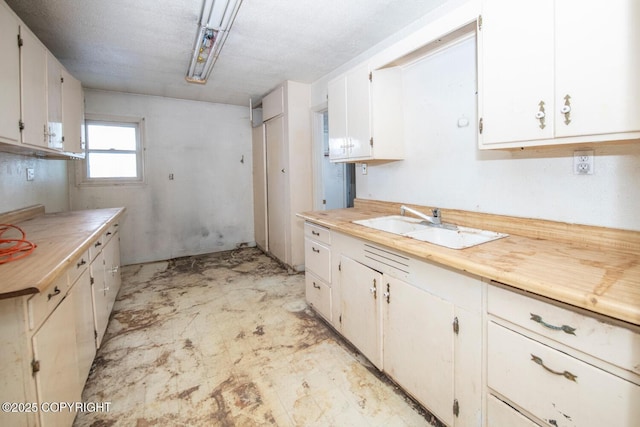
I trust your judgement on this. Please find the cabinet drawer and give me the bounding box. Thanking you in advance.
[28,273,69,330]
[487,395,539,427]
[69,249,89,285]
[488,284,640,375]
[305,272,331,321]
[89,235,104,261]
[304,238,331,283]
[304,222,331,245]
[488,322,640,427]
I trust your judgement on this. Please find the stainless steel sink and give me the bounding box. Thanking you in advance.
[353,215,508,249]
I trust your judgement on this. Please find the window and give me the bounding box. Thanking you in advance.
[82,115,144,184]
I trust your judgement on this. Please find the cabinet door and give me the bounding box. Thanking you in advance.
[265,116,287,263]
[0,3,21,145]
[62,68,85,155]
[252,124,267,251]
[46,53,63,150]
[382,275,455,426]
[72,268,96,384]
[91,250,109,348]
[479,0,554,146]
[103,233,121,315]
[19,26,48,148]
[345,63,372,159]
[328,76,348,160]
[32,293,81,427]
[340,255,382,368]
[554,1,640,138]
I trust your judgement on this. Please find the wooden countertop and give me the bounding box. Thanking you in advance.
[298,199,640,326]
[0,205,125,299]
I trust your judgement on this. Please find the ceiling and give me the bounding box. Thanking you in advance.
[5,0,449,106]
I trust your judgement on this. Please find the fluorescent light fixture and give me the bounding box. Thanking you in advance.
[186,0,242,84]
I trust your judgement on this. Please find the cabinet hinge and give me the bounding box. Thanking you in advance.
[31,359,40,375]
[17,34,23,48]
[338,262,341,272]
[479,118,483,134]
[385,282,390,304]
[339,314,342,324]
[453,317,459,335]
[60,76,64,83]
[94,330,98,339]
[90,276,95,285]
[322,199,326,205]
[478,15,482,31]
[369,137,373,147]
[18,120,24,131]
[372,279,377,299]
[453,399,460,417]
[368,71,372,82]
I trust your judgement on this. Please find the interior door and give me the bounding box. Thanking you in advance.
[265,116,287,263]
[252,124,268,250]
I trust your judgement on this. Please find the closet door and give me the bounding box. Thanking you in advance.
[265,116,287,263]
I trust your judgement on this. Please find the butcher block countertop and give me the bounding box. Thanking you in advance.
[0,205,125,299]
[298,199,640,326]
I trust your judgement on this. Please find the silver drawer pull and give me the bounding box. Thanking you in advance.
[312,247,320,253]
[312,230,320,236]
[47,286,61,301]
[530,313,576,335]
[313,282,321,289]
[531,354,577,382]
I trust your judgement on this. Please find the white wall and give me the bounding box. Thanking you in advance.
[0,152,68,214]
[312,5,640,232]
[70,90,254,265]
[356,37,640,231]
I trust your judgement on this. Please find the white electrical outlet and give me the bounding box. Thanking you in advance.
[26,168,35,181]
[362,163,368,175]
[573,150,594,175]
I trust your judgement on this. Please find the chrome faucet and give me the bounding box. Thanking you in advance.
[400,205,442,226]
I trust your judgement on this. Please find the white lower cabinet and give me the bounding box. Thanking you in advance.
[487,282,640,427]
[32,292,81,427]
[324,230,483,426]
[339,255,383,369]
[382,274,455,426]
[73,268,96,384]
[92,230,121,348]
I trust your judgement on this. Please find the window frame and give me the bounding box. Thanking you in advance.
[79,114,146,186]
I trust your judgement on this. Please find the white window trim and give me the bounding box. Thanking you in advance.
[76,114,146,187]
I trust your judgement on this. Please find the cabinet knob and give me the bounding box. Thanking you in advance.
[536,101,546,129]
[561,94,572,125]
[281,168,285,173]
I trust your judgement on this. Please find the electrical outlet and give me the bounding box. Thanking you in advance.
[26,168,35,181]
[361,163,367,175]
[573,150,594,175]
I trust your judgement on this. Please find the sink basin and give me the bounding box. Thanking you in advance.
[404,225,508,249]
[353,215,508,249]
[352,215,426,234]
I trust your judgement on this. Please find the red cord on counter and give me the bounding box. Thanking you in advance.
[0,224,37,264]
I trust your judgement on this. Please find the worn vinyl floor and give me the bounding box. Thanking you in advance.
[74,247,437,427]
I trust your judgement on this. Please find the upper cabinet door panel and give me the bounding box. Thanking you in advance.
[554,1,640,138]
[20,26,47,148]
[62,68,84,155]
[328,77,348,160]
[345,63,372,159]
[262,85,284,121]
[479,0,555,145]
[0,3,20,145]
[46,52,63,150]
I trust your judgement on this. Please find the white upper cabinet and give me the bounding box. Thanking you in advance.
[328,63,403,162]
[0,2,20,145]
[46,52,64,150]
[62,68,85,155]
[19,25,48,149]
[478,0,640,149]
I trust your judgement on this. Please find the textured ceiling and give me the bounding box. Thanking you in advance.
[5,0,448,106]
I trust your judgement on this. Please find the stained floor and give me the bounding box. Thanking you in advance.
[74,247,436,426]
